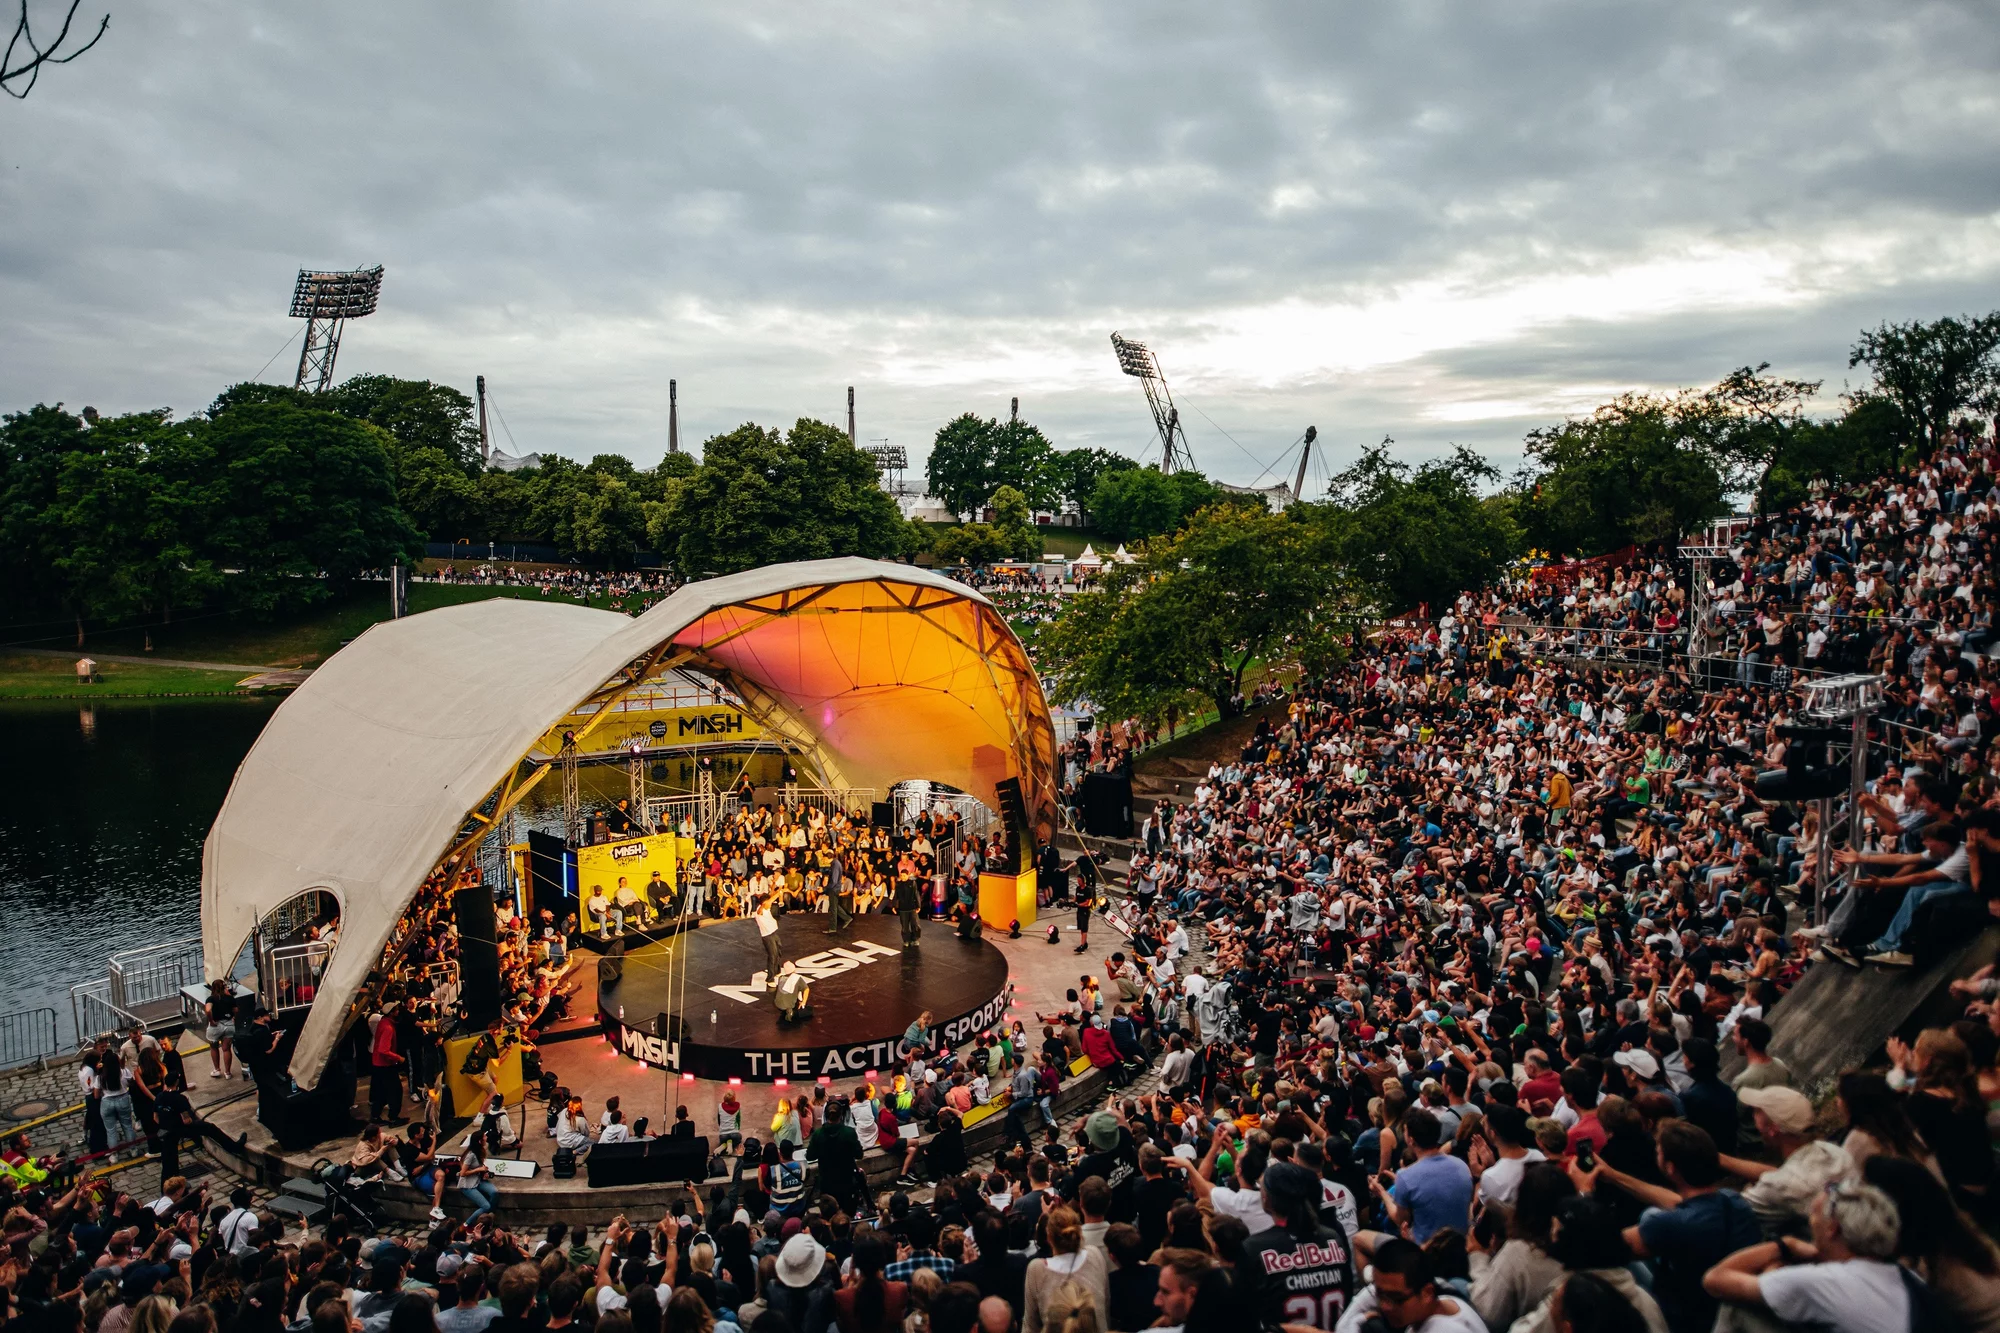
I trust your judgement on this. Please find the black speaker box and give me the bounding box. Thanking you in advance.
[586,1135,713,1188]
[1080,771,1132,838]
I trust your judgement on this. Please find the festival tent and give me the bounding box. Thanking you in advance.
[1072,544,1103,568]
[201,559,1058,1088]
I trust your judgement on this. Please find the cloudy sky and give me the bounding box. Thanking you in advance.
[4,1,1998,490]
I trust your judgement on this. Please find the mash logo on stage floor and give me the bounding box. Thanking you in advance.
[598,915,1012,1082]
[708,940,899,1004]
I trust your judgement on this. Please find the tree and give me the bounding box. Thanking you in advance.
[1756,395,1912,514]
[396,445,482,541]
[1086,465,1234,543]
[1700,363,1823,504]
[926,413,995,518]
[1514,394,1728,556]
[201,399,421,614]
[1312,442,1520,614]
[924,412,1060,515]
[989,484,1043,560]
[662,418,912,575]
[0,403,92,622]
[326,374,484,473]
[1052,446,1137,515]
[931,522,1012,566]
[1038,504,1353,723]
[990,419,1058,511]
[1850,314,2000,449]
[2,0,107,100]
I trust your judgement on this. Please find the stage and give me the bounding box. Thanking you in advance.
[596,914,1013,1082]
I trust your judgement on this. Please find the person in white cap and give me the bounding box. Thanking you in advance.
[1725,1085,1855,1238]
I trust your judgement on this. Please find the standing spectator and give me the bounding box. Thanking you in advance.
[1021,1207,1106,1333]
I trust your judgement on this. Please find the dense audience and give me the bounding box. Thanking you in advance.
[10,433,2000,1333]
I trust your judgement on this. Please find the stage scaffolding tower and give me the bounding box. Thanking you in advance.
[289,266,384,393]
[560,731,581,847]
[1799,673,1886,924]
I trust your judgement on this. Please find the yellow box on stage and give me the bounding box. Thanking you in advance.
[576,832,679,931]
[444,1034,523,1120]
[978,868,1038,931]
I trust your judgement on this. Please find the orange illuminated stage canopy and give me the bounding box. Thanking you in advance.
[201,558,1059,1089]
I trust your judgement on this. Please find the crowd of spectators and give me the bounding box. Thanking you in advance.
[11,436,2000,1333]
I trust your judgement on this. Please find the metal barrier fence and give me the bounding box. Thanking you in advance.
[261,940,334,1016]
[110,936,204,1016]
[0,1008,59,1069]
[72,935,206,1047]
[645,787,874,834]
[895,788,994,839]
[69,980,138,1049]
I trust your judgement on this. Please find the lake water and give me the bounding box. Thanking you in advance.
[0,698,280,1036]
[0,696,618,1044]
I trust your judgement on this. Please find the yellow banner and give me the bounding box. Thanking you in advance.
[588,704,765,754]
[575,831,679,931]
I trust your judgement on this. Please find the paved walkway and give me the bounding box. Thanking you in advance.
[6,645,283,673]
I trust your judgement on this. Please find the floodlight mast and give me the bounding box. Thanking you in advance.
[289,265,384,393]
[1110,331,1196,473]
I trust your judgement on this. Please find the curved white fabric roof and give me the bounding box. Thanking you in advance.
[202,558,1056,1087]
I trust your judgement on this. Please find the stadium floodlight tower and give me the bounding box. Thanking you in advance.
[289,265,384,393]
[1111,332,1196,473]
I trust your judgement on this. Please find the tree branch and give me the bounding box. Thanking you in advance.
[2,0,109,100]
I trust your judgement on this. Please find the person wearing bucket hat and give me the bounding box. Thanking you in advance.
[1064,1111,1137,1221]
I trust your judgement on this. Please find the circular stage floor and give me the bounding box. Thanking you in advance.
[596,915,1011,1083]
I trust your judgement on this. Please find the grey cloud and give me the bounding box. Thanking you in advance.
[3,0,1999,481]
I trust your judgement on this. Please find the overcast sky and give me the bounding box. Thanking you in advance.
[4,1,1998,490]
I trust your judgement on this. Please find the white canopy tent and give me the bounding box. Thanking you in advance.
[202,559,1057,1088]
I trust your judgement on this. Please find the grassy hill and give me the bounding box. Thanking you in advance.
[0,583,613,697]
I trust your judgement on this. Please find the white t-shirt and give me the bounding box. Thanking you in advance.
[1208,1182,1273,1233]
[1474,1149,1547,1208]
[1334,1289,1484,1333]
[1758,1259,1908,1333]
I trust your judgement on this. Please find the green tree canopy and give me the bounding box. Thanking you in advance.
[201,398,421,614]
[661,418,916,575]
[923,413,1060,515]
[1512,393,1728,556]
[1037,504,1353,723]
[1086,465,1234,543]
[1052,446,1138,514]
[324,374,484,473]
[1310,442,1520,614]
[1850,314,2000,449]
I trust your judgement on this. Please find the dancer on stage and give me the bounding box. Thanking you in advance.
[755,893,782,976]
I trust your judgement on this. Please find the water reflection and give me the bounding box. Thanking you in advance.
[0,698,278,1031]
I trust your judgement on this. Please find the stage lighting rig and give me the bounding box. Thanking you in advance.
[1110,332,1196,473]
[289,265,384,393]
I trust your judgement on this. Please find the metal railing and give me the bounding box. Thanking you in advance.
[70,979,140,1049]
[895,788,994,839]
[110,937,205,1016]
[0,1007,59,1070]
[644,786,874,833]
[261,940,333,1015]
[71,935,205,1047]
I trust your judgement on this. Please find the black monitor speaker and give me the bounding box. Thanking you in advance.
[586,1135,712,1188]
